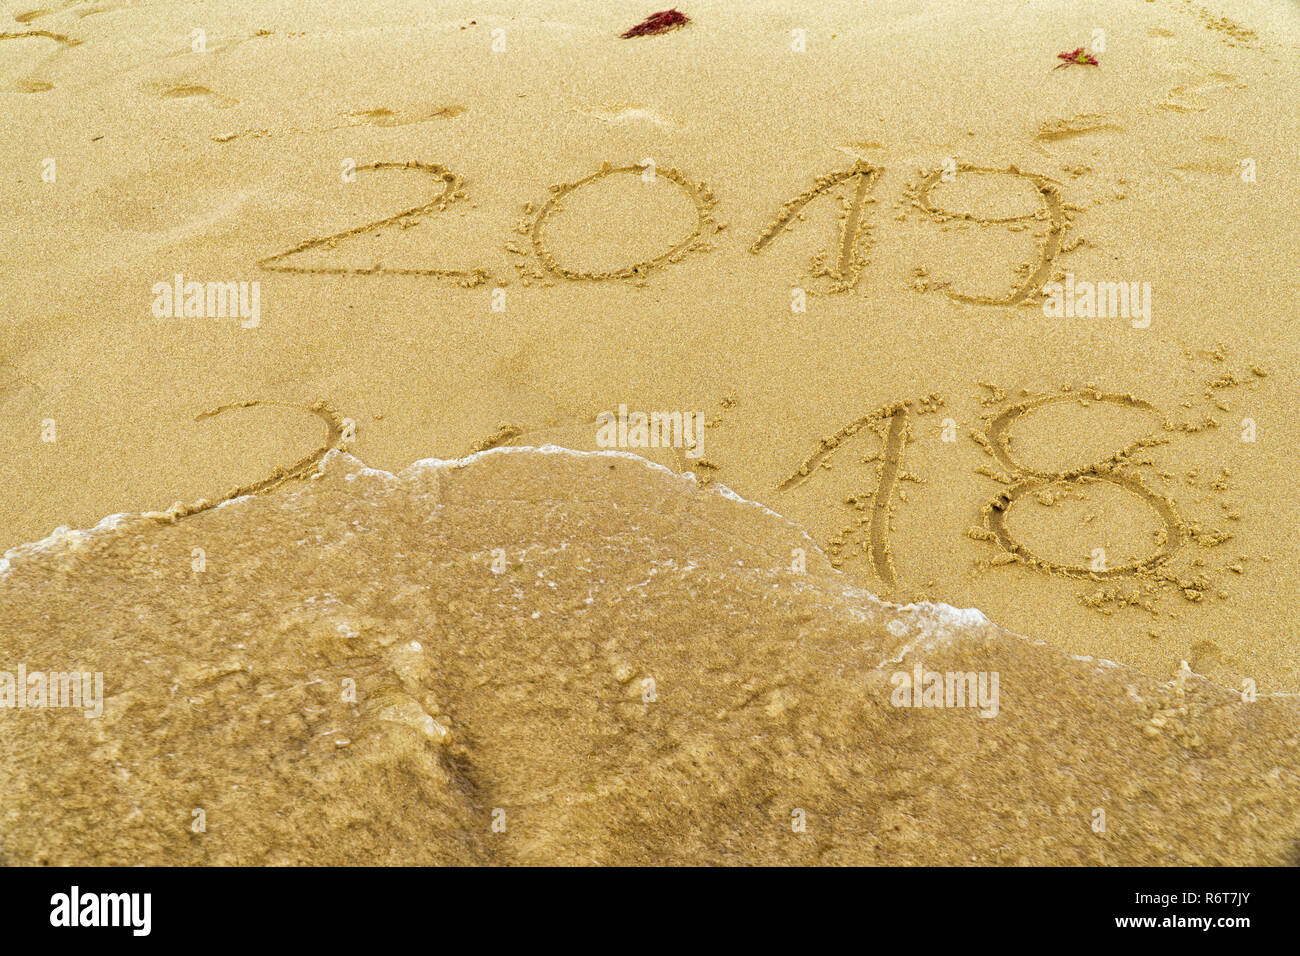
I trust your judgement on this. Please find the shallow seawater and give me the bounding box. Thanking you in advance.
[0,448,1296,865]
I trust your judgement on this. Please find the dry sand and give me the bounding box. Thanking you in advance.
[1,0,1298,863]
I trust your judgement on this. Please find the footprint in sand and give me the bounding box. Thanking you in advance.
[1150,0,1260,48]
[1168,158,1241,178]
[570,104,678,129]
[1035,113,1122,143]
[1158,72,1244,113]
[1191,5,1258,46]
[340,105,467,128]
[0,28,79,92]
[209,106,468,142]
[155,83,239,108]
[1168,133,1248,178]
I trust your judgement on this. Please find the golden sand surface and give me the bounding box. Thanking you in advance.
[1,0,1298,863]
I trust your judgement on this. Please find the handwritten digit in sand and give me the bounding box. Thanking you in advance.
[910,164,1069,306]
[983,392,1172,479]
[751,161,882,293]
[258,161,491,286]
[149,400,346,522]
[983,472,1185,578]
[780,399,920,587]
[526,163,718,282]
[868,407,909,587]
[975,391,1186,578]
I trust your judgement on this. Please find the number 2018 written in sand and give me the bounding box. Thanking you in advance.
[777,384,1245,608]
[259,158,1068,303]
[173,384,1238,619]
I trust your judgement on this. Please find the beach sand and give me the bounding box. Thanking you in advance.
[1,0,1297,863]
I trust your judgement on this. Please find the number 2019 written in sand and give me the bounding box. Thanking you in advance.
[259,158,1068,303]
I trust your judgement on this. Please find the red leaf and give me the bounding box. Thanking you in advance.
[1055,47,1100,68]
[620,8,690,38]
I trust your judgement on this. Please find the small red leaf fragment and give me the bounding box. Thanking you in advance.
[620,9,690,38]
[1055,46,1100,68]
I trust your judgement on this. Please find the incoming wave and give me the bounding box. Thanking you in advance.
[0,447,1296,864]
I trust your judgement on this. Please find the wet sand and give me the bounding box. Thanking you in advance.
[2,449,1297,865]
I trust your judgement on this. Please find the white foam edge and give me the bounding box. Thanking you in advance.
[0,492,257,580]
[1,444,1292,701]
